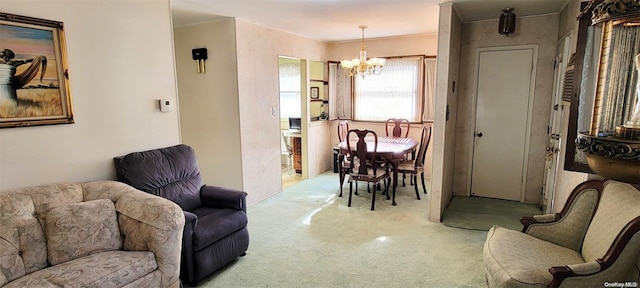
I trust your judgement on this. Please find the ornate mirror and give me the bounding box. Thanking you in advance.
[573,0,640,183]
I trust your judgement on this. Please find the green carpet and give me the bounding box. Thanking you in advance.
[442,195,542,231]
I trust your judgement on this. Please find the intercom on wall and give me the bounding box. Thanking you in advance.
[192,48,208,74]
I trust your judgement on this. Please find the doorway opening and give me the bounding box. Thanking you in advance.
[278,56,303,188]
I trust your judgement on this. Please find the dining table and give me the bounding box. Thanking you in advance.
[337,136,418,206]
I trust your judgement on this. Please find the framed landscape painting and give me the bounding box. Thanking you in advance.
[0,12,73,128]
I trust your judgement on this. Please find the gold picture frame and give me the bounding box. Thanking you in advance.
[0,12,73,128]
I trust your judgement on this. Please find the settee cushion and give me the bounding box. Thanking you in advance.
[484,225,584,288]
[46,199,122,265]
[3,250,157,288]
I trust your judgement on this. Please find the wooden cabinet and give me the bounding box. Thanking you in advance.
[292,137,302,173]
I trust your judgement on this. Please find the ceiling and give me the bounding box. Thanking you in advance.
[171,0,572,42]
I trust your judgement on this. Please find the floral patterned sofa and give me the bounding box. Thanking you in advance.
[0,181,185,287]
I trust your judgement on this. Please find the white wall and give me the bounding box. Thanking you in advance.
[453,14,560,203]
[173,19,244,191]
[0,0,180,190]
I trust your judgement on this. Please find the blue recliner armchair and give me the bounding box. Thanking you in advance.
[114,144,249,286]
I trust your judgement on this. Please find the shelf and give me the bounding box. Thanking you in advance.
[310,79,328,84]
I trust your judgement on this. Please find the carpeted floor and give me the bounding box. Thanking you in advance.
[188,172,489,288]
[442,195,542,231]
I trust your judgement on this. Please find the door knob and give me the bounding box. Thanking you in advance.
[475,132,483,137]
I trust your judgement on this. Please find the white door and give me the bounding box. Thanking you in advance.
[471,47,536,201]
[542,36,571,213]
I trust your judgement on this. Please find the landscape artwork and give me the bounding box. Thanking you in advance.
[0,12,73,128]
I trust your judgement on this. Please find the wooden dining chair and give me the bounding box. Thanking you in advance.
[385,118,410,138]
[398,126,432,200]
[337,120,351,196]
[344,129,391,210]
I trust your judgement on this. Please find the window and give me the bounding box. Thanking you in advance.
[279,61,301,118]
[353,56,424,122]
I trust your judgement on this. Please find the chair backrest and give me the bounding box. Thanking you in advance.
[337,120,349,142]
[385,118,410,137]
[346,129,379,176]
[414,126,432,168]
[116,144,203,212]
[581,181,640,262]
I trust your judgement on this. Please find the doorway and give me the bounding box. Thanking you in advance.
[469,46,537,201]
[278,56,303,188]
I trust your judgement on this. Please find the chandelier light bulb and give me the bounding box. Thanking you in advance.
[339,25,385,78]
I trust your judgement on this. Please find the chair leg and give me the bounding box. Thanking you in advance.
[385,178,391,200]
[371,182,376,210]
[421,172,427,194]
[413,174,420,200]
[339,170,344,197]
[384,178,390,201]
[402,173,406,187]
[348,180,354,207]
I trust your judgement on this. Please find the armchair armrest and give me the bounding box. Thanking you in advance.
[110,183,184,288]
[522,180,604,251]
[181,211,197,284]
[520,213,559,230]
[200,185,247,212]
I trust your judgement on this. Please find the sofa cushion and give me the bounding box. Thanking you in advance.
[46,199,122,265]
[483,225,585,288]
[3,250,157,288]
[192,207,248,251]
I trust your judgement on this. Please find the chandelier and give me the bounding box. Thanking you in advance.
[340,25,385,78]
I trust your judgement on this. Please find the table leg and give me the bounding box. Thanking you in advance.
[390,159,399,206]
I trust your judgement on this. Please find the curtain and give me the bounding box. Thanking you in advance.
[423,58,436,122]
[597,24,640,134]
[354,57,422,122]
[334,63,352,119]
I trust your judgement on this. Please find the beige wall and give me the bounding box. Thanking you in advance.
[175,19,330,206]
[431,3,463,222]
[453,14,559,204]
[234,20,329,205]
[1,0,180,190]
[173,19,244,191]
[329,33,438,60]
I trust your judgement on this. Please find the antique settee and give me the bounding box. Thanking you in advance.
[483,180,640,288]
[0,181,185,287]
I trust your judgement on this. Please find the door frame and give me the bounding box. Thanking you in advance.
[542,33,572,213]
[466,45,538,202]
